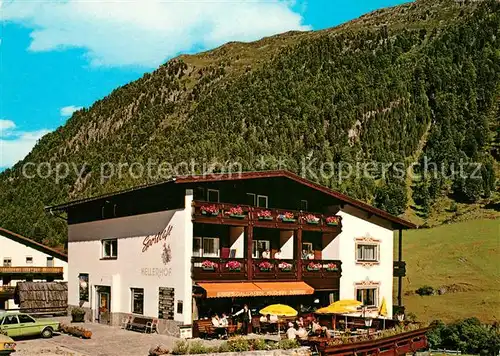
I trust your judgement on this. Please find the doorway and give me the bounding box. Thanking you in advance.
[96,286,111,324]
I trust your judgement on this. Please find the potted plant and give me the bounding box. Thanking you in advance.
[226,260,242,272]
[71,307,86,323]
[278,262,293,272]
[226,206,245,218]
[326,216,340,226]
[200,204,219,216]
[278,212,296,223]
[306,262,322,271]
[257,210,273,221]
[304,213,320,224]
[258,261,273,272]
[325,262,338,271]
[201,260,218,271]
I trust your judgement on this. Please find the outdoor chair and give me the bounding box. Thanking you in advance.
[121,315,132,329]
[146,318,159,333]
[251,319,261,334]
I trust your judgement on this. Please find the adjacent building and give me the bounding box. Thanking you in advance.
[0,227,68,310]
[46,170,412,330]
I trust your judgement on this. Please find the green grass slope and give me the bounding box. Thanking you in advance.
[398,219,500,323]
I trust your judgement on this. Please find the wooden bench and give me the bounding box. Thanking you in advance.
[128,316,158,333]
[195,320,217,339]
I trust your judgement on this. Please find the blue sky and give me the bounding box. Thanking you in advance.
[0,0,409,169]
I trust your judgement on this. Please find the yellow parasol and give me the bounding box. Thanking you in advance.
[315,302,360,330]
[332,300,363,308]
[379,297,388,329]
[259,304,298,317]
[259,304,297,336]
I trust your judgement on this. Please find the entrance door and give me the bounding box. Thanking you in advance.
[96,286,111,324]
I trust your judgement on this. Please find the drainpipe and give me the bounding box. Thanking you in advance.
[397,229,403,308]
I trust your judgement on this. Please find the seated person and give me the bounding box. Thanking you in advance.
[286,322,297,340]
[311,319,322,334]
[211,314,221,327]
[259,314,267,323]
[269,314,279,323]
[274,249,282,259]
[262,249,271,259]
[301,249,308,259]
[296,326,308,340]
[307,251,314,259]
[296,316,305,328]
[219,313,229,327]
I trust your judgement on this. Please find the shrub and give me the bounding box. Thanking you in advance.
[188,341,209,354]
[60,324,92,339]
[278,339,299,350]
[217,342,231,353]
[71,307,86,316]
[415,285,434,296]
[227,337,250,352]
[249,338,268,351]
[172,341,189,355]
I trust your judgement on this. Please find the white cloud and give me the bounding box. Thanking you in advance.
[0,120,52,169]
[60,105,82,117]
[1,0,310,67]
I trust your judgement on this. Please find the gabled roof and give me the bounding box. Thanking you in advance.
[0,227,68,262]
[45,170,416,229]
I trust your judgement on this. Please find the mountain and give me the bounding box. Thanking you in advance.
[1,0,499,247]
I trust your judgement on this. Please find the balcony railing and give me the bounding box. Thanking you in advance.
[252,259,297,280]
[192,257,247,281]
[192,257,341,283]
[0,266,64,275]
[192,201,342,231]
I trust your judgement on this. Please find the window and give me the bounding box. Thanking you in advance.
[356,244,378,262]
[3,315,18,325]
[131,288,144,315]
[202,237,220,257]
[207,189,219,202]
[193,237,202,257]
[356,288,378,307]
[177,300,183,314]
[300,200,308,211]
[3,258,11,267]
[301,242,313,259]
[257,195,268,208]
[18,314,35,323]
[246,193,256,206]
[102,239,118,259]
[47,256,54,267]
[26,256,33,264]
[252,240,270,258]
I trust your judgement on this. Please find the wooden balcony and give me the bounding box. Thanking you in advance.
[192,201,342,232]
[393,261,406,277]
[302,259,342,290]
[192,257,341,284]
[0,266,64,276]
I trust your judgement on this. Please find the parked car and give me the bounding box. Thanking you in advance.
[0,312,60,338]
[0,333,16,355]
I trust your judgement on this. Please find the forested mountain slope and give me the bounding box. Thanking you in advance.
[1,0,499,247]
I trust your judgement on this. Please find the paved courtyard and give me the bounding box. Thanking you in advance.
[13,318,222,356]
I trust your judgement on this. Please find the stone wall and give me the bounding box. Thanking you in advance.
[187,347,311,356]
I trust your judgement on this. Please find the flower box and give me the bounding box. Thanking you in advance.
[326,216,340,226]
[278,212,296,223]
[201,205,219,216]
[226,206,245,219]
[325,263,338,271]
[226,260,242,272]
[258,261,273,272]
[304,214,320,225]
[201,260,218,271]
[257,210,273,221]
[278,262,293,272]
[306,262,322,271]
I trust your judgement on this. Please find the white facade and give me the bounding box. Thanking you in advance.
[68,192,193,324]
[0,231,68,309]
